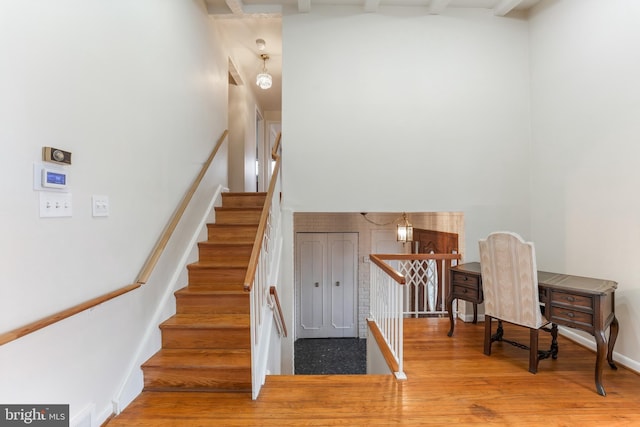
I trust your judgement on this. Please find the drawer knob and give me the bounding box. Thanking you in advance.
[565,312,575,318]
[462,288,467,293]
[566,296,576,302]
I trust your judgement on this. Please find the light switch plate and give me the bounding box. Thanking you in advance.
[92,195,109,217]
[40,192,72,218]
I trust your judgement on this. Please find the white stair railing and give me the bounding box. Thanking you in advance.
[369,254,407,379]
[369,253,461,379]
[244,134,283,400]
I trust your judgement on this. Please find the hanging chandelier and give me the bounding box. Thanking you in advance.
[256,54,272,90]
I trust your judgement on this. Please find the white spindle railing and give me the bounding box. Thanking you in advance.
[369,255,406,379]
[369,253,461,379]
[246,134,283,400]
[398,252,459,317]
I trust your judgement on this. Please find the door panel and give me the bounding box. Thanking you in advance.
[297,233,358,338]
[298,238,325,333]
[329,236,356,336]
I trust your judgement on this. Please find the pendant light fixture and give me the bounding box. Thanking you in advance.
[256,54,272,90]
[397,213,414,243]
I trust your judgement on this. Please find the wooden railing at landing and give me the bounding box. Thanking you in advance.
[368,252,461,379]
[0,130,229,347]
[269,286,287,338]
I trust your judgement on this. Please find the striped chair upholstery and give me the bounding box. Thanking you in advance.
[479,231,558,373]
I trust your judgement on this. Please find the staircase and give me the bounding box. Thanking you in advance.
[141,192,266,393]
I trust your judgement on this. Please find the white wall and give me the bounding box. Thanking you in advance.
[0,0,229,424]
[280,7,534,368]
[282,7,533,254]
[529,0,640,370]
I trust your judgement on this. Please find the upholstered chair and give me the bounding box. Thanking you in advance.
[478,231,558,373]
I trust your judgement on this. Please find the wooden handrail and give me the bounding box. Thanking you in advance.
[136,130,229,284]
[269,286,288,337]
[367,319,399,373]
[369,253,462,285]
[373,253,461,261]
[0,283,140,346]
[0,131,229,347]
[244,133,281,292]
[271,132,281,160]
[370,254,406,284]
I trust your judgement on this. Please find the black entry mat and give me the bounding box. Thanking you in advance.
[294,338,367,375]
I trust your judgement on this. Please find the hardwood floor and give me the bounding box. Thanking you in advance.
[106,318,640,426]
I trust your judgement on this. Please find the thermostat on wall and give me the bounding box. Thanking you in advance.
[33,162,69,192]
[42,167,68,189]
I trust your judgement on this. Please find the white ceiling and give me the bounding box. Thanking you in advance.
[207,0,542,112]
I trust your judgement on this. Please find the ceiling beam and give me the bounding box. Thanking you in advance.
[428,0,451,15]
[493,0,524,16]
[225,0,244,15]
[364,0,381,13]
[228,58,244,86]
[298,0,311,13]
[215,0,282,19]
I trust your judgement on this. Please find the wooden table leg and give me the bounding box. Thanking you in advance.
[608,316,619,369]
[594,329,608,396]
[446,295,455,337]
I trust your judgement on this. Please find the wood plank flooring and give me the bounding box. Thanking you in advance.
[106,318,640,426]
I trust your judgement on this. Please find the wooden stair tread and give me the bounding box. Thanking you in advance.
[161,314,250,328]
[207,223,259,229]
[143,349,250,369]
[185,284,245,291]
[186,263,246,279]
[215,206,262,211]
[197,242,253,248]
[187,262,247,269]
[224,191,267,196]
[221,192,266,208]
[196,243,253,265]
[175,288,247,296]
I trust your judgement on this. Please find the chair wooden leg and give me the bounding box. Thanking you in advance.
[484,316,492,356]
[529,328,539,374]
[551,323,559,359]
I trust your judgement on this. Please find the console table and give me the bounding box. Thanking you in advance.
[446,262,619,396]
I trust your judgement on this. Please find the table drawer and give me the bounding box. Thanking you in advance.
[451,284,480,302]
[549,305,593,328]
[452,272,479,287]
[550,291,593,310]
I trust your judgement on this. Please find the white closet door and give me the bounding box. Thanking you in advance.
[296,233,358,338]
[327,233,357,337]
[297,234,326,337]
